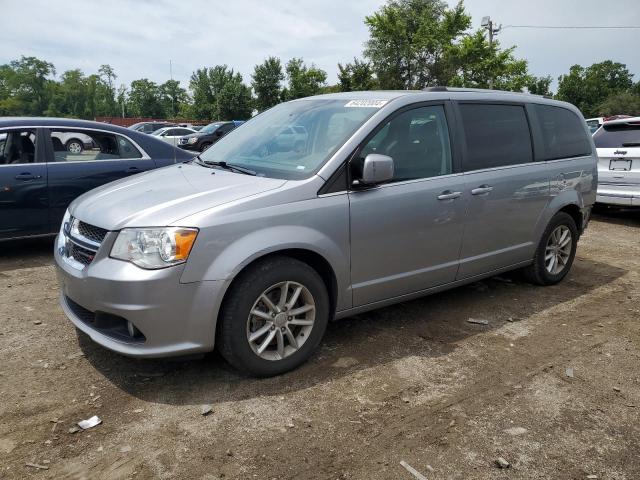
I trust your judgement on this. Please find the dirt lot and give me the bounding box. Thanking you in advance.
[1,210,639,480]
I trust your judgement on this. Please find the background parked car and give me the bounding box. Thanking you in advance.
[178,120,244,152]
[151,126,197,147]
[594,116,640,206]
[0,118,193,240]
[129,121,177,134]
[586,115,633,135]
[50,131,95,153]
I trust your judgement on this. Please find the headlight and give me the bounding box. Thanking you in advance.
[187,137,198,144]
[57,209,71,250]
[110,227,198,269]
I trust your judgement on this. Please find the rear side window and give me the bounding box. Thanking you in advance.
[49,129,143,162]
[459,104,532,171]
[534,105,592,160]
[594,124,640,148]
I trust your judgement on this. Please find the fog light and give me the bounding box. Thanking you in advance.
[127,321,140,337]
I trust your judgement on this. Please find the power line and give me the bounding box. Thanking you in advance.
[502,25,640,30]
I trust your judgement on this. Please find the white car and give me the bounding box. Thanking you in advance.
[51,132,95,153]
[151,127,197,147]
[594,116,640,206]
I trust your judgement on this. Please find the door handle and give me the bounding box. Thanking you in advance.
[471,185,494,195]
[125,166,141,173]
[437,190,462,200]
[14,173,42,181]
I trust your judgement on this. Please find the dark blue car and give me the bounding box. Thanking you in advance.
[0,117,194,240]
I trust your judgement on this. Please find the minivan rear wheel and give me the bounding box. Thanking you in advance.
[218,256,329,377]
[523,212,578,285]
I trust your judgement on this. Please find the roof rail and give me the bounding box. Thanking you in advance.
[423,86,546,98]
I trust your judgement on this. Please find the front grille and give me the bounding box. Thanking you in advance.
[77,221,107,244]
[68,243,96,266]
[62,217,107,268]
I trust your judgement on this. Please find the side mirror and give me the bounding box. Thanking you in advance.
[359,154,394,185]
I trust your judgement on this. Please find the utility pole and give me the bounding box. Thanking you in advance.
[481,16,501,89]
[169,59,174,120]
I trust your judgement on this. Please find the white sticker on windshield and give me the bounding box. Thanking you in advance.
[344,99,388,108]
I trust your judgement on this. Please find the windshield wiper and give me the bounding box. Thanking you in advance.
[192,155,213,167]
[202,160,257,176]
[622,142,640,147]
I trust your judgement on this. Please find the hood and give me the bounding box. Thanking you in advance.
[183,132,207,139]
[70,163,287,230]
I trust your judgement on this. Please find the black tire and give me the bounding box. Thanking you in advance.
[200,142,212,152]
[217,256,330,377]
[66,139,84,153]
[523,212,578,286]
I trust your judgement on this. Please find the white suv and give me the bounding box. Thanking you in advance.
[594,117,640,206]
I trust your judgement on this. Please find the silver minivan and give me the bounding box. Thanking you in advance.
[55,88,597,376]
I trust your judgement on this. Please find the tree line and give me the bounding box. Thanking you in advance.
[1,0,639,121]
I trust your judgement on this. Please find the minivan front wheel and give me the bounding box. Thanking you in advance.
[218,256,329,376]
[524,212,578,285]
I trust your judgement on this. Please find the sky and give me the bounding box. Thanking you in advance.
[1,0,639,91]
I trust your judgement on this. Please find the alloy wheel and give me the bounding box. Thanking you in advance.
[545,225,572,275]
[68,141,82,153]
[246,281,316,361]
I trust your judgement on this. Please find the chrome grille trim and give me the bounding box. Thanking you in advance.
[61,217,108,269]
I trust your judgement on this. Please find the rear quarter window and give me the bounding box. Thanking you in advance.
[459,103,532,171]
[533,104,592,160]
[593,124,640,148]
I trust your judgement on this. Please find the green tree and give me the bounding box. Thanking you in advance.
[219,78,253,119]
[252,57,284,112]
[189,68,215,120]
[189,65,252,120]
[364,0,470,89]
[557,61,634,117]
[97,64,118,116]
[284,58,327,100]
[127,79,163,117]
[0,56,56,115]
[527,75,553,96]
[116,84,127,118]
[337,58,376,91]
[447,30,532,92]
[48,69,87,118]
[597,92,640,117]
[159,79,188,118]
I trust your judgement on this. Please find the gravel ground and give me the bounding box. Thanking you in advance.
[1,209,639,480]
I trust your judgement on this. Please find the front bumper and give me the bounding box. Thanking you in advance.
[55,233,226,358]
[597,185,640,206]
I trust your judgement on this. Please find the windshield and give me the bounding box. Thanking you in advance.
[201,123,222,134]
[150,128,166,136]
[199,99,382,179]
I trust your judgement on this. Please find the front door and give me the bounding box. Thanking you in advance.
[455,102,549,279]
[0,128,49,239]
[349,104,466,306]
